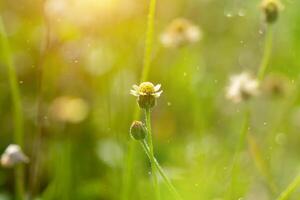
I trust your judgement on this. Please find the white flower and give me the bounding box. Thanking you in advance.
[160,18,202,48]
[130,82,163,109]
[130,82,162,97]
[1,144,29,168]
[226,72,259,103]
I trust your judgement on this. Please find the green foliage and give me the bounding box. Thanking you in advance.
[1,0,300,199]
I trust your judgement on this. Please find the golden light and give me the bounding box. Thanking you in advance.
[45,0,136,26]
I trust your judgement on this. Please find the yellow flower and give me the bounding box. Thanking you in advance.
[130,82,163,109]
[261,0,283,24]
[160,18,202,48]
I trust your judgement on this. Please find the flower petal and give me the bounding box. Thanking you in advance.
[130,90,139,96]
[132,84,139,91]
[154,84,161,92]
[154,90,163,97]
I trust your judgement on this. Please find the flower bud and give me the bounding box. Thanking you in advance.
[261,0,283,24]
[130,121,147,140]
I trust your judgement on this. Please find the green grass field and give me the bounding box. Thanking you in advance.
[1,0,300,199]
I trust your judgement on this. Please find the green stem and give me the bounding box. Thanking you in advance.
[145,108,160,200]
[248,132,278,194]
[141,0,157,82]
[141,140,182,200]
[257,26,273,81]
[120,141,137,200]
[226,109,250,199]
[277,173,300,200]
[121,0,157,198]
[0,17,24,200]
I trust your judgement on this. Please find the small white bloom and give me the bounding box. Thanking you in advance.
[1,144,29,168]
[226,72,259,103]
[160,18,202,48]
[130,82,163,98]
[130,82,163,109]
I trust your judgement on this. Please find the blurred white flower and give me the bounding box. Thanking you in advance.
[226,72,259,103]
[161,18,202,48]
[1,144,29,168]
[49,96,89,123]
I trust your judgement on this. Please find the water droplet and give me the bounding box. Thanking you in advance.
[269,146,273,150]
[225,11,234,18]
[238,10,246,17]
[183,72,187,77]
[275,133,286,145]
[19,81,23,84]
[263,122,267,126]
[167,102,172,106]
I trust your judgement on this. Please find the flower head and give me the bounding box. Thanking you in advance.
[1,144,29,168]
[160,18,202,48]
[130,121,147,140]
[130,82,163,109]
[261,0,283,24]
[226,72,259,103]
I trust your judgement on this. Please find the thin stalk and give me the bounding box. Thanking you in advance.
[0,17,25,200]
[140,140,182,200]
[277,173,300,200]
[247,132,278,194]
[252,25,277,195]
[121,0,157,197]
[226,109,250,199]
[29,8,51,197]
[141,0,157,82]
[257,26,273,81]
[145,108,160,200]
[120,141,137,200]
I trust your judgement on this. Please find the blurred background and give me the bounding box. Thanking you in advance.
[1,0,300,199]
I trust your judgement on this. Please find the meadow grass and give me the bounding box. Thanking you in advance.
[1,0,300,199]
[0,16,25,200]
